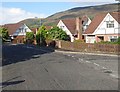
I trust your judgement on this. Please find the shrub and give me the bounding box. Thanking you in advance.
[97,37,120,44]
[36,25,47,46]
[74,40,85,43]
[26,32,34,44]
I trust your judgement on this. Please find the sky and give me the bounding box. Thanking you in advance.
[1,0,119,25]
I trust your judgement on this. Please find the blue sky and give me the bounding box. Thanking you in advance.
[1,1,118,24]
[2,2,117,16]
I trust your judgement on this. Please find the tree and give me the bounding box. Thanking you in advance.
[36,25,47,46]
[26,32,34,44]
[0,27,9,42]
[47,26,70,41]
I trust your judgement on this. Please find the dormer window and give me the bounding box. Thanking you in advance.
[106,21,114,28]
[24,28,27,32]
[60,26,64,29]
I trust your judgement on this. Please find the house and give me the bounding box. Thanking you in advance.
[4,23,37,43]
[83,12,120,43]
[57,16,91,42]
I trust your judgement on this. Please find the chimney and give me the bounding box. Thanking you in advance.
[76,17,80,31]
[76,17,82,40]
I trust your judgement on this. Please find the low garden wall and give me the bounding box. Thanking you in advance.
[54,40,120,54]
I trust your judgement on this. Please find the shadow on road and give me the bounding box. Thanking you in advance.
[0,76,25,89]
[1,80,25,88]
[2,44,55,66]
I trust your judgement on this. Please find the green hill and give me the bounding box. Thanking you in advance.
[19,3,119,27]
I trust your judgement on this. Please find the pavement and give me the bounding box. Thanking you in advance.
[1,44,119,90]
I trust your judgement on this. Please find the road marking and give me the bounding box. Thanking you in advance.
[102,67,107,70]
[93,63,100,66]
[24,46,118,79]
[79,59,118,79]
[78,58,84,63]
[85,61,91,63]
[110,73,119,79]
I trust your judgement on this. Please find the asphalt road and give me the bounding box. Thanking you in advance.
[2,44,119,90]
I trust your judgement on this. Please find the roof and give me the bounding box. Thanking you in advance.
[61,18,78,34]
[84,12,120,34]
[3,23,37,35]
[84,13,107,34]
[110,12,120,24]
[3,23,23,35]
[61,16,89,34]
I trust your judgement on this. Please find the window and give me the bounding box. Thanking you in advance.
[106,21,114,28]
[60,26,64,29]
[109,36,118,42]
[24,28,27,32]
[19,28,23,33]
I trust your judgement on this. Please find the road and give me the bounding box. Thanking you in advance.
[1,44,119,90]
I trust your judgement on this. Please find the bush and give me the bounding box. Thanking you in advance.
[116,37,120,44]
[97,37,120,44]
[36,25,47,46]
[0,27,9,42]
[26,32,34,44]
[47,26,70,41]
[74,40,85,43]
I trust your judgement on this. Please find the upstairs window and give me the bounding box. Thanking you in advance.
[60,26,64,29]
[106,21,114,28]
[24,28,27,32]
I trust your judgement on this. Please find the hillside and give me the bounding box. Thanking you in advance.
[19,3,119,27]
[19,18,44,28]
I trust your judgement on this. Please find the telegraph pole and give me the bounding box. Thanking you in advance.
[39,19,42,46]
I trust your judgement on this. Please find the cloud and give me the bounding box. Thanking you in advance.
[0,7,47,25]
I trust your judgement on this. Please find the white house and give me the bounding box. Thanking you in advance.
[83,12,120,43]
[12,24,32,37]
[4,23,37,43]
[57,16,91,42]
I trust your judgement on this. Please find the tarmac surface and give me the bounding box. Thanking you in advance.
[1,44,119,90]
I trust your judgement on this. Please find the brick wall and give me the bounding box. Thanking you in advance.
[55,40,120,54]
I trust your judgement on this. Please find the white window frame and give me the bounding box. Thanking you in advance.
[106,21,114,28]
[109,36,118,42]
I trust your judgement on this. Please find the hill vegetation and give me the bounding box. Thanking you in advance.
[18,3,119,27]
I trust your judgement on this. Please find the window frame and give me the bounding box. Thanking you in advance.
[106,21,114,28]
